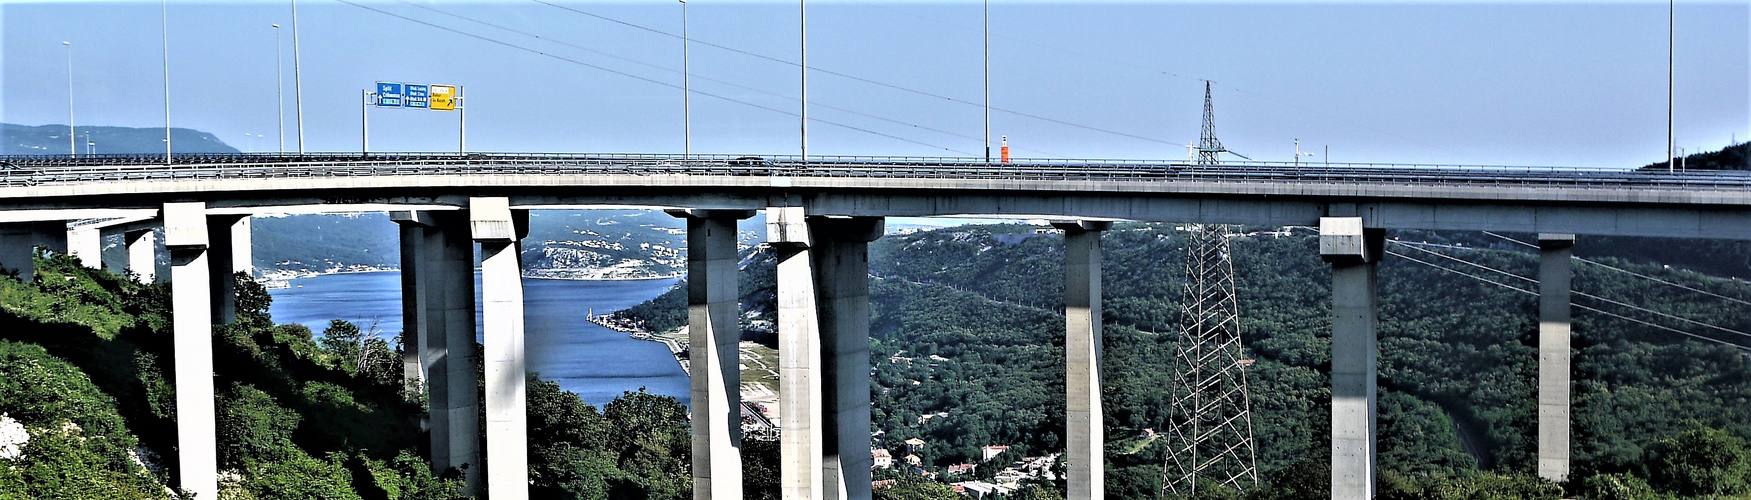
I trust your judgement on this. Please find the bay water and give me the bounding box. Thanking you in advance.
[268,271,690,407]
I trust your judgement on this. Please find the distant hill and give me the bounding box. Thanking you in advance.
[1637,142,1750,171]
[252,209,766,278]
[1,122,237,155]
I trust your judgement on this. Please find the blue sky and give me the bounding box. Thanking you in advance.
[2,0,1746,168]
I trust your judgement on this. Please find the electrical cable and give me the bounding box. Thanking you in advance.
[387,0,1063,158]
[1481,231,1751,307]
[526,0,1182,147]
[862,3,1468,158]
[1393,240,1751,340]
[1385,249,1749,351]
[335,0,975,155]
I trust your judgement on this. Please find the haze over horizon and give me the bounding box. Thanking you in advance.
[2,1,1747,168]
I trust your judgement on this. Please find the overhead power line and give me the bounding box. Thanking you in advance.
[335,0,974,155]
[386,0,1062,158]
[1383,246,1750,351]
[525,0,1180,147]
[1392,240,1751,340]
[1480,231,1751,308]
[862,3,1467,158]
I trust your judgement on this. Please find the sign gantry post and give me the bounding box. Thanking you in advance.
[370,81,461,154]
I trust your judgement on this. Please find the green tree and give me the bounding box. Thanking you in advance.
[1647,427,1750,497]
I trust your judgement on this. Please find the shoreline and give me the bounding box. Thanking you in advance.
[587,315,690,375]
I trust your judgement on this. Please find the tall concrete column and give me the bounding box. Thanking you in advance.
[67,225,103,269]
[423,210,481,493]
[771,209,884,500]
[393,212,433,397]
[1055,220,1110,500]
[474,197,529,500]
[671,208,756,500]
[0,221,68,282]
[1320,217,1383,500]
[205,215,250,324]
[163,202,217,500]
[1537,234,1575,482]
[771,207,825,500]
[125,228,158,283]
[813,216,882,500]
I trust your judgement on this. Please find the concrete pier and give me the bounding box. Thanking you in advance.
[1320,217,1383,500]
[772,210,884,500]
[815,216,882,500]
[0,221,67,281]
[424,210,481,493]
[205,215,250,324]
[771,206,825,500]
[124,228,157,283]
[163,202,217,500]
[392,212,432,397]
[67,225,102,269]
[672,209,755,500]
[1055,220,1110,500]
[1537,234,1575,482]
[474,197,529,500]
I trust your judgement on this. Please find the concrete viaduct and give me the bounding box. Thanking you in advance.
[2,154,1749,499]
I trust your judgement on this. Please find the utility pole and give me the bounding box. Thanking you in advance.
[161,0,172,165]
[799,0,808,167]
[275,24,285,154]
[293,0,307,155]
[63,41,74,157]
[681,0,690,159]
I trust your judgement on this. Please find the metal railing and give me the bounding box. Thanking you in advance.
[2,152,1749,192]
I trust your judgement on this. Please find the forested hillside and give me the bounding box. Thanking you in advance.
[620,223,1751,499]
[0,254,718,499]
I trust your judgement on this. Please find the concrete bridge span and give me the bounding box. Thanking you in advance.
[2,153,1749,499]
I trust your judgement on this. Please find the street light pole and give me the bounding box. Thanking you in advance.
[292,0,307,155]
[161,0,172,165]
[1668,0,1674,173]
[984,0,990,162]
[274,24,285,154]
[63,41,74,157]
[681,0,690,159]
[800,0,807,166]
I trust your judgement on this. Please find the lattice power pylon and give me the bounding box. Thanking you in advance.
[1161,83,1260,498]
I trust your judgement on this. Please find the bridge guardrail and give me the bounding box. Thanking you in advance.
[1,152,1748,192]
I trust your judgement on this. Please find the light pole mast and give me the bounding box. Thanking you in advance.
[161,0,172,164]
[799,0,808,166]
[984,0,990,162]
[681,0,690,159]
[275,24,285,154]
[293,0,307,155]
[1667,0,1674,172]
[63,41,74,157]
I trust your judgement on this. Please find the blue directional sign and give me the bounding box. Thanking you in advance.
[404,84,430,109]
[375,81,404,108]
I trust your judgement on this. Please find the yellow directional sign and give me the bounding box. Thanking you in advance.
[430,85,458,111]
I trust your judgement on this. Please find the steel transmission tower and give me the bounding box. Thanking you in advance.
[1162,83,1260,498]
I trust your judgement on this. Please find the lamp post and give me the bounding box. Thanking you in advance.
[63,41,74,157]
[681,0,690,159]
[1667,0,1674,173]
[274,24,285,154]
[292,0,306,154]
[984,0,990,162]
[161,0,172,164]
[799,0,807,166]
